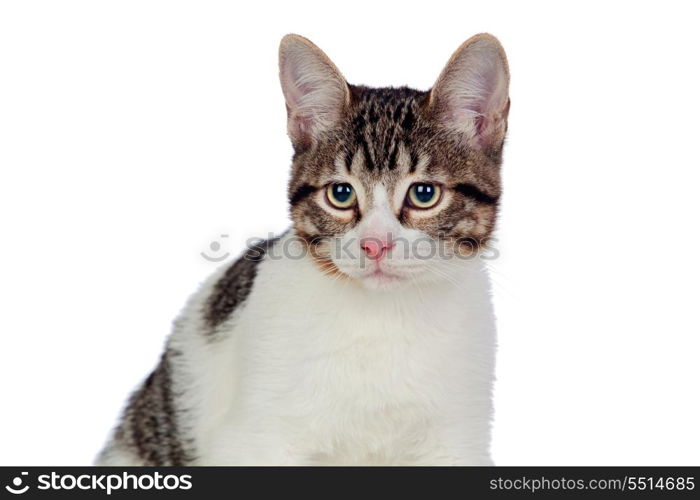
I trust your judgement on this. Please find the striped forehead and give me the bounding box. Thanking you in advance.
[341,87,427,175]
[336,141,420,177]
[333,144,427,212]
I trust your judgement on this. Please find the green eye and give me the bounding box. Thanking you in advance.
[326,183,357,209]
[407,183,442,209]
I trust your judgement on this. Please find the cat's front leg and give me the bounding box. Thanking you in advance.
[414,449,494,466]
[197,439,305,465]
[425,417,494,466]
[447,453,495,466]
[196,420,308,465]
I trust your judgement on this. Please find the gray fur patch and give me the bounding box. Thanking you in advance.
[203,237,278,331]
[102,349,193,465]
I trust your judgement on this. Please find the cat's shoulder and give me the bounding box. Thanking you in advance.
[202,236,280,329]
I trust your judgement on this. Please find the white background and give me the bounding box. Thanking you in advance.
[1,0,699,466]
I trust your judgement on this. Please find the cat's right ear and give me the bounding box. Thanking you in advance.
[429,34,510,155]
[279,35,350,150]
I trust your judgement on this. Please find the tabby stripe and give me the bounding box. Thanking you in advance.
[408,151,419,173]
[360,139,375,170]
[387,143,399,170]
[204,237,279,331]
[290,184,317,206]
[122,350,190,465]
[454,183,500,204]
[344,150,353,173]
[401,105,415,130]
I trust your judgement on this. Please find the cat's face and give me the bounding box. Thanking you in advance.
[279,34,509,290]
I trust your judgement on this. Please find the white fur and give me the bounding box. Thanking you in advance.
[160,229,497,465]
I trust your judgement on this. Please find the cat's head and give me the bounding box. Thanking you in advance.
[279,34,509,291]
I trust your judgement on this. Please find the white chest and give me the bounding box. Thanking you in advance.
[195,254,496,464]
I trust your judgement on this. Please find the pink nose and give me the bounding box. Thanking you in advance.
[360,238,394,260]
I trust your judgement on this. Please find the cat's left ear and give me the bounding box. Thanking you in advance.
[430,34,510,154]
[279,34,350,150]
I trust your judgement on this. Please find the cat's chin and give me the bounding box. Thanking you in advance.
[347,266,419,292]
[332,261,433,291]
[358,271,404,291]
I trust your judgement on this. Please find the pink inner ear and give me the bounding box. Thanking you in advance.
[288,112,313,148]
[288,77,316,109]
[474,114,486,135]
[296,114,312,136]
[434,38,509,151]
[279,43,348,147]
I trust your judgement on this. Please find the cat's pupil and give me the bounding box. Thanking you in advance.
[333,184,353,202]
[414,184,435,203]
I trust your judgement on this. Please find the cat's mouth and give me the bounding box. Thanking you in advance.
[358,263,405,288]
[370,267,399,279]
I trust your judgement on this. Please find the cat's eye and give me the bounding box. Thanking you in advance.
[406,183,442,209]
[326,183,357,209]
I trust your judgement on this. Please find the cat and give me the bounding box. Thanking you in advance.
[96,33,510,466]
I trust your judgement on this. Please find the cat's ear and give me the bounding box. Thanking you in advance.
[430,34,510,154]
[279,34,350,150]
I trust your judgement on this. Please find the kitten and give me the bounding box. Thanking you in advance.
[97,33,510,466]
